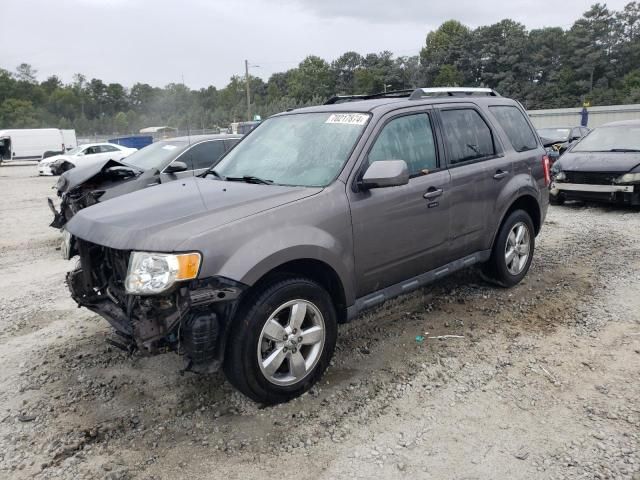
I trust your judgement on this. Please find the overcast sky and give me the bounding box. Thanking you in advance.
[0,0,632,89]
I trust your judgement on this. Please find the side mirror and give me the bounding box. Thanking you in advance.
[164,161,188,174]
[360,160,410,189]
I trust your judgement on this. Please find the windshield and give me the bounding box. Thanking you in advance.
[537,128,570,140]
[572,125,640,152]
[214,112,369,187]
[122,140,189,170]
[67,146,83,155]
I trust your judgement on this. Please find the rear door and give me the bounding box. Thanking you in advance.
[348,107,451,296]
[436,104,511,258]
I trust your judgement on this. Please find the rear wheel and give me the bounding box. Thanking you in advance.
[483,209,535,287]
[223,277,337,404]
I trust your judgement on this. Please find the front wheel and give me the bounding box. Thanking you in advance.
[223,277,337,404]
[483,209,535,287]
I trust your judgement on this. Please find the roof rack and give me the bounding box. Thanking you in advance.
[324,89,415,105]
[409,87,500,100]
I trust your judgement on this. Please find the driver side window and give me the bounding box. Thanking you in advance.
[368,113,437,175]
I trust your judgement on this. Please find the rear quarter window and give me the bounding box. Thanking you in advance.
[490,106,538,152]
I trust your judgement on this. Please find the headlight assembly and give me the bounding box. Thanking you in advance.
[554,171,566,181]
[615,172,640,184]
[125,251,201,295]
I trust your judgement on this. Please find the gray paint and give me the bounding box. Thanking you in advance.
[66,94,548,311]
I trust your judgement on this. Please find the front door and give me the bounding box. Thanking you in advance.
[349,110,451,297]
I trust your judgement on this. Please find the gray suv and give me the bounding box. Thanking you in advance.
[65,87,550,404]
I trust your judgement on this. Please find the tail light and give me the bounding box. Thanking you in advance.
[542,154,551,187]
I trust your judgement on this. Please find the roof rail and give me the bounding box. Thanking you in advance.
[408,87,500,100]
[324,89,415,105]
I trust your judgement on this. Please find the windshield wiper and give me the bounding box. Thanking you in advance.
[225,175,274,185]
[202,169,226,180]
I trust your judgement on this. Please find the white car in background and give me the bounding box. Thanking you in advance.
[38,143,137,176]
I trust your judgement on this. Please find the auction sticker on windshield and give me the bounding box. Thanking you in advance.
[325,113,369,125]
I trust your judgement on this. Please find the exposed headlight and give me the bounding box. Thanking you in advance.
[55,175,68,191]
[554,171,566,181]
[615,172,640,184]
[125,251,201,295]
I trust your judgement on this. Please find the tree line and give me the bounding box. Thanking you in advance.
[1,2,638,135]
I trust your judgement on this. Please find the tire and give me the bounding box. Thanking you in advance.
[483,209,535,288]
[223,277,337,404]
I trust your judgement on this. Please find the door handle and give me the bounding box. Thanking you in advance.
[493,170,509,180]
[423,188,443,199]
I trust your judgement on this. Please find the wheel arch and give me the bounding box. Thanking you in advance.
[492,193,542,248]
[243,258,349,324]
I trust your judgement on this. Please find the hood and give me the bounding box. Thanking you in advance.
[539,136,568,148]
[65,176,322,252]
[41,154,70,165]
[57,158,134,193]
[556,151,640,173]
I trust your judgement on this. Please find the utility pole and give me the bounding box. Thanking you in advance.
[245,59,251,122]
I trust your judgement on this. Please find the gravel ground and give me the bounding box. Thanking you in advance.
[0,163,639,480]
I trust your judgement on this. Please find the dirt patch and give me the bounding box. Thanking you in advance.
[0,165,638,479]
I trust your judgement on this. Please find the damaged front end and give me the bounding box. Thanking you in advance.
[49,160,142,229]
[67,239,246,373]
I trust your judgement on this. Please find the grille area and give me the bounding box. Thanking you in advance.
[78,240,130,299]
[564,171,619,185]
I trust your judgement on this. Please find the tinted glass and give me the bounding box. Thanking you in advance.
[572,125,640,152]
[184,141,226,170]
[216,112,369,187]
[440,109,495,164]
[490,106,537,152]
[368,113,437,174]
[224,138,241,151]
[123,140,189,171]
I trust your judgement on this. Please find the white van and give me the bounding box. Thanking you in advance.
[0,129,75,165]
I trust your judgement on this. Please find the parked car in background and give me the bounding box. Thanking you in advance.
[42,130,79,159]
[63,87,549,404]
[50,134,242,228]
[0,128,76,165]
[38,143,137,176]
[550,120,640,206]
[537,126,589,163]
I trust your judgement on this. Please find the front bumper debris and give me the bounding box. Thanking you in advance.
[67,239,246,372]
[552,182,634,193]
[551,182,640,205]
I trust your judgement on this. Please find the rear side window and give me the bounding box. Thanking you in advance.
[440,109,495,164]
[184,140,226,170]
[368,113,437,175]
[100,145,120,152]
[489,106,538,152]
[225,138,241,151]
